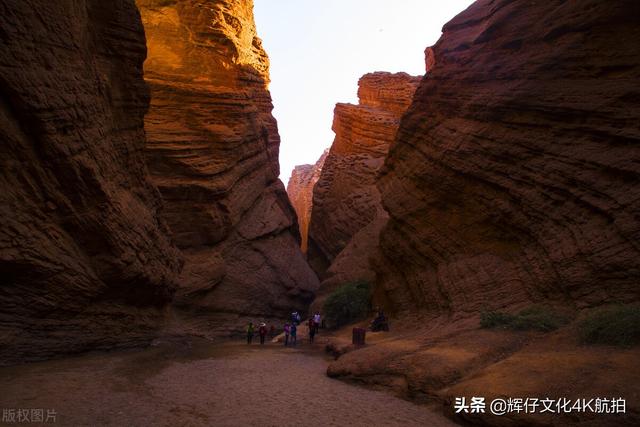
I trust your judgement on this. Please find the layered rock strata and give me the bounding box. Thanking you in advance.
[286,150,328,253]
[137,0,319,333]
[375,0,640,316]
[307,72,420,306]
[0,0,181,364]
[326,4,640,425]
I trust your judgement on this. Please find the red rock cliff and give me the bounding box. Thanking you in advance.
[376,0,640,316]
[0,0,181,364]
[307,72,420,292]
[286,150,328,253]
[136,0,319,332]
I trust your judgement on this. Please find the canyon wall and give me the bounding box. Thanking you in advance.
[137,0,319,332]
[376,0,640,316]
[0,0,181,364]
[307,73,420,307]
[286,150,328,253]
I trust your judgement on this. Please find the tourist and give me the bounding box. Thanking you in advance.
[269,324,276,338]
[290,323,297,346]
[291,310,301,325]
[313,312,321,333]
[246,321,254,344]
[370,308,389,332]
[259,322,267,345]
[308,317,316,343]
[283,323,290,346]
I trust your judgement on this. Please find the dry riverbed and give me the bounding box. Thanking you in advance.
[0,339,457,426]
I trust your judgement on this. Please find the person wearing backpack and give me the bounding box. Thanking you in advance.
[291,311,301,325]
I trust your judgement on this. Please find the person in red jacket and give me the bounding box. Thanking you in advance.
[258,322,268,345]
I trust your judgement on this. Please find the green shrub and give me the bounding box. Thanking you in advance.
[480,310,516,329]
[481,305,568,332]
[323,281,371,329]
[579,304,640,347]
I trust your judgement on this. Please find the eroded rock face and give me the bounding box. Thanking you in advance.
[376,0,640,316]
[307,72,420,305]
[0,0,181,364]
[137,0,319,332]
[286,150,328,253]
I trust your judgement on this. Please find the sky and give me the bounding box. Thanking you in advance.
[253,0,475,185]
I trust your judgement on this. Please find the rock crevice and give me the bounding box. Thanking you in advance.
[304,72,420,309]
[287,150,328,254]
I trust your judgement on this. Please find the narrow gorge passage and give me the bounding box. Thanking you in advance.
[2,0,639,426]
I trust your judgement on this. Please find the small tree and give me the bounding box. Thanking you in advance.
[323,281,371,329]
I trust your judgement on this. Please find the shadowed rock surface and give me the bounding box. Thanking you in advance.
[286,150,328,253]
[375,0,640,316]
[136,0,319,334]
[325,1,640,424]
[0,0,182,364]
[306,72,420,310]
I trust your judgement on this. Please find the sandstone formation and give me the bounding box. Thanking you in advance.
[286,150,328,253]
[0,0,181,364]
[137,0,319,333]
[326,316,640,426]
[306,73,420,309]
[375,0,640,315]
[324,3,640,424]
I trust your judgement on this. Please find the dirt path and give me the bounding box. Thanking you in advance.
[0,340,457,426]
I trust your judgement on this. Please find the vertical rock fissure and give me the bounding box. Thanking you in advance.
[294,72,421,312]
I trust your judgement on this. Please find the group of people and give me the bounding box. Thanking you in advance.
[246,309,389,346]
[245,322,276,345]
[245,311,322,346]
[282,311,321,346]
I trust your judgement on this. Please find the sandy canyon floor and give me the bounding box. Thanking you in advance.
[0,339,456,427]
